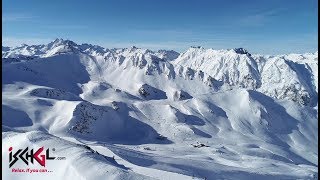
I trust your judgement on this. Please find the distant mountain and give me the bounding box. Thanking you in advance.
[2,38,318,106]
[173,46,318,106]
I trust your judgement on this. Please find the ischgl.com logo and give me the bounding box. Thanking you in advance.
[9,146,64,168]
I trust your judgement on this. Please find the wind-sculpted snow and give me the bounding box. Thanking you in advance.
[2,105,33,127]
[3,53,91,95]
[2,39,318,179]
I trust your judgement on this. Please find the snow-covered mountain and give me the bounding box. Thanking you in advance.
[2,39,318,180]
[173,46,318,106]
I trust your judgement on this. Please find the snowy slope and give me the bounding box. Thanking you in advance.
[173,47,318,106]
[2,39,318,180]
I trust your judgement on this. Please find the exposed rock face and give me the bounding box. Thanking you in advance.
[111,101,119,110]
[173,90,192,101]
[30,88,82,101]
[71,102,109,134]
[233,48,251,56]
[138,84,167,100]
[138,85,150,97]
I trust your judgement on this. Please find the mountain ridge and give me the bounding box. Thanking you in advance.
[3,38,318,106]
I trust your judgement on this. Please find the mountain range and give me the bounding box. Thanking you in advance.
[2,38,318,180]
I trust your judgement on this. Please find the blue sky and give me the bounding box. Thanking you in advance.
[3,0,318,54]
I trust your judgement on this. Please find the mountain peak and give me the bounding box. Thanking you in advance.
[50,38,77,47]
[156,49,180,61]
[190,46,204,49]
[130,45,138,49]
[233,48,251,56]
[53,38,64,43]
